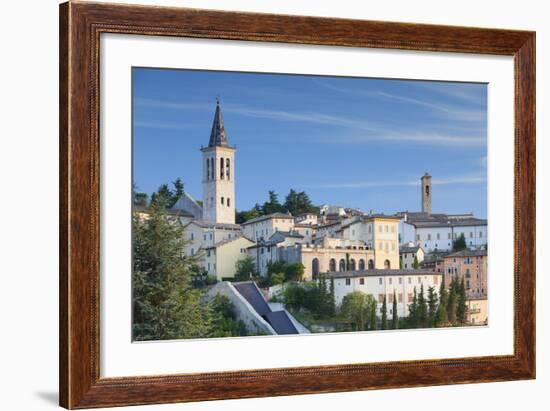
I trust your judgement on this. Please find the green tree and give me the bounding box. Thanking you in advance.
[392,289,398,329]
[234,256,258,281]
[456,276,468,324]
[447,277,458,324]
[340,291,376,331]
[208,294,248,337]
[408,287,418,328]
[417,284,428,328]
[381,294,388,330]
[453,233,467,251]
[284,189,319,215]
[262,190,285,214]
[132,202,210,341]
[284,262,305,282]
[329,277,336,317]
[172,178,184,203]
[412,255,420,269]
[434,276,449,327]
[427,286,438,327]
[284,283,307,311]
[134,192,149,207]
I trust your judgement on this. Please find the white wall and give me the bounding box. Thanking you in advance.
[0,1,546,411]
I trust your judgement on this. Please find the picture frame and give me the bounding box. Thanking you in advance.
[59,1,535,409]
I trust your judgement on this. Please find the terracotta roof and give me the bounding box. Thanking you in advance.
[445,249,487,258]
[327,269,436,279]
[241,212,294,226]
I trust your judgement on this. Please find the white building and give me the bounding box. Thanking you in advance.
[329,269,442,317]
[247,230,306,276]
[400,243,425,269]
[203,236,255,280]
[242,212,295,242]
[183,220,242,259]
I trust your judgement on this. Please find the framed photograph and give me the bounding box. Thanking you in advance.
[59,1,535,409]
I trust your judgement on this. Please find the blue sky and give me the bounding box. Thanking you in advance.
[133,68,487,218]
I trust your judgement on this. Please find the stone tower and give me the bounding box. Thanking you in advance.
[201,100,236,224]
[421,173,432,214]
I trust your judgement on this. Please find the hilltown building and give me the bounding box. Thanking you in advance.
[440,249,488,298]
[328,269,442,317]
[138,102,487,297]
[400,243,425,269]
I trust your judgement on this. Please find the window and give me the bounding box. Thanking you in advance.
[384,259,390,269]
[368,259,374,269]
[220,157,224,179]
[408,293,413,303]
[203,234,207,241]
[312,258,320,277]
[470,232,473,238]
[399,277,403,285]
[398,293,403,303]
[329,259,336,271]
[190,233,194,240]
[404,263,408,268]
[349,259,356,271]
[227,197,231,207]
[226,158,230,180]
[359,278,365,285]
[388,293,394,303]
[191,248,195,255]
[206,158,210,181]
[408,277,412,284]
[209,233,213,240]
[358,259,365,270]
[378,277,383,285]
[339,259,346,272]
[345,278,351,286]
[437,233,440,240]
[378,294,384,303]
[207,250,211,257]
[416,234,420,241]
[368,226,372,233]
[427,234,431,240]
[221,197,224,205]
[207,263,211,271]
[480,231,483,238]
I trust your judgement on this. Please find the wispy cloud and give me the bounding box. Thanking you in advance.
[134,121,198,130]
[307,175,486,189]
[312,80,486,123]
[135,98,485,147]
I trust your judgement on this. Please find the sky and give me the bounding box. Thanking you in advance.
[133,68,487,218]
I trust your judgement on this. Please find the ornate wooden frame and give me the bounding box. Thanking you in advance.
[59,1,536,408]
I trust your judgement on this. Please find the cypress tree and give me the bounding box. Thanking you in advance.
[447,276,458,324]
[381,294,388,330]
[427,286,438,327]
[392,289,398,329]
[435,276,448,327]
[408,287,418,328]
[417,284,428,328]
[456,276,468,324]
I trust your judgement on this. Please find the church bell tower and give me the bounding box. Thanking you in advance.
[201,100,236,224]
[421,172,432,214]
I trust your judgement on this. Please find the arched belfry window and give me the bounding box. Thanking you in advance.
[220,158,225,180]
[206,158,210,180]
[226,158,230,180]
[210,158,215,180]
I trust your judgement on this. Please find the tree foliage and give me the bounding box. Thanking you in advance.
[392,289,398,329]
[234,256,258,281]
[132,202,210,341]
[150,178,185,209]
[339,291,377,331]
[453,233,467,251]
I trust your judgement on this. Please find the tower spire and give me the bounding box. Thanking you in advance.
[208,98,229,147]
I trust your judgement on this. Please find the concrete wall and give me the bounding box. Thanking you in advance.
[206,282,276,335]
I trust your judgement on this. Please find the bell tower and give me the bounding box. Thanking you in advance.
[421,173,432,214]
[201,99,236,224]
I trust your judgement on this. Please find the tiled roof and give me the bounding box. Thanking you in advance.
[327,269,435,279]
[188,220,242,230]
[204,235,253,250]
[207,100,231,148]
[241,212,294,226]
[445,249,487,258]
